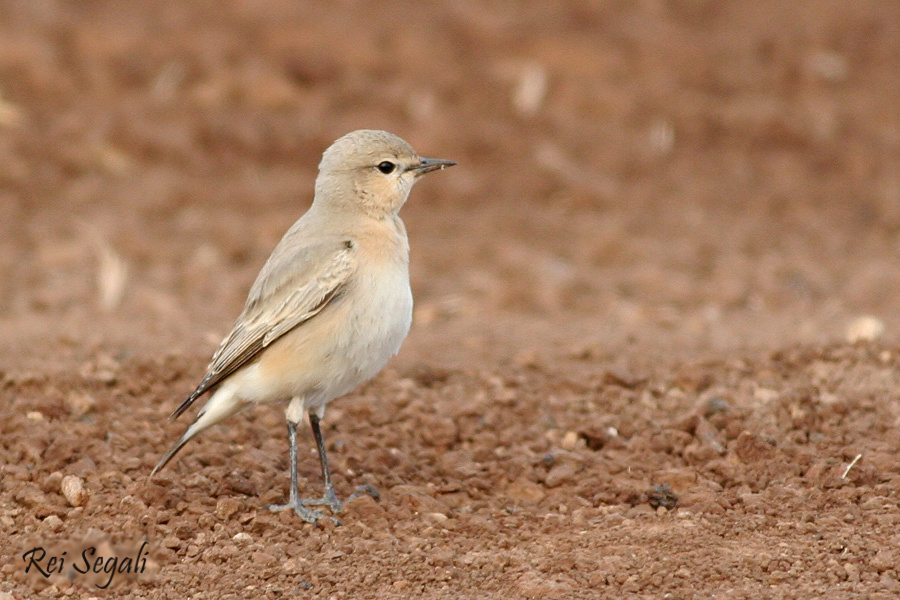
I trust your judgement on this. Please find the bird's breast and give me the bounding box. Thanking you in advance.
[345,255,413,368]
[252,220,413,405]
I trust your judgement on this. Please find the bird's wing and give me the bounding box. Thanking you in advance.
[171,236,356,419]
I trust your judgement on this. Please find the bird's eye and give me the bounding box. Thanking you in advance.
[377,161,396,174]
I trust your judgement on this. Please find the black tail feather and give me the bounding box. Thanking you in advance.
[150,429,191,476]
[170,373,216,420]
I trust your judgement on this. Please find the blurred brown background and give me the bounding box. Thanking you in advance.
[2,0,899,372]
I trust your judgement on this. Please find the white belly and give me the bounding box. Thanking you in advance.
[323,263,413,401]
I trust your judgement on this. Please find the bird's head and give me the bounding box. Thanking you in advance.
[315,130,456,216]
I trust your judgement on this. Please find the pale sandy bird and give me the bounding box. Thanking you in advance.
[152,130,455,523]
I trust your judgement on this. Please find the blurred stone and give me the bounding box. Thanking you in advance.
[647,119,675,156]
[602,369,645,389]
[871,549,896,572]
[512,349,541,369]
[424,512,454,529]
[0,98,24,128]
[846,315,884,343]
[678,489,723,513]
[41,514,63,530]
[734,431,775,463]
[419,415,458,449]
[753,387,779,403]
[79,354,120,384]
[216,497,241,520]
[41,471,64,494]
[516,570,569,598]
[251,551,276,566]
[652,468,698,495]
[504,478,546,504]
[560,430,580,450]
[805,50,848,83]
[512,62,548,117]
[393,485,449,514]
[647,483,678,510]
[701,396,730,417]
[348,494,388,527]
[163,536,181,549]
[66,391,96,416]
[61,475,87,507]
[579,426,620,451]
[695,418,725,455]
[545,461,580,488]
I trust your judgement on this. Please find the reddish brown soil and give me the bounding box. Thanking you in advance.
[3,1,900,598]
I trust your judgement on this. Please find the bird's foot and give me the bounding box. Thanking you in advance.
[300,483,380,515]
[264,500,338,526]
[348,483,380,503]
[299,488,344,514]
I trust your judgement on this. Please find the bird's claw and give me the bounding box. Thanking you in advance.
[347,483,380,503]
[299,488,344,514]
[264,501,339,526]
[303,483,380,513]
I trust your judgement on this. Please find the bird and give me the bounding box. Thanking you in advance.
[151,129,455,524]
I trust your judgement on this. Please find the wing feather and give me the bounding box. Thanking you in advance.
[170,237,355,419]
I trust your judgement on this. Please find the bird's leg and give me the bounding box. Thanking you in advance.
[300,413,343,512]
[264,418,328,525]
[301,412,379,513]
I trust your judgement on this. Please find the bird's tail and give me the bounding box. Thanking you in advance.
[150,429,193,477]
[170,373,216,420]
[151,385,248,476]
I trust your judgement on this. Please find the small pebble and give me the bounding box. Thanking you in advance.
[425,512,448,523]
[163,536,180,549]
[647,483,679,510]
[560,430,579,450]
[61,475,87,507]
[505,478,546,503]
[216,497,241,520]
[232,532,253,544]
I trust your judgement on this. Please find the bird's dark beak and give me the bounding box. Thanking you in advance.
[410,157,457,176]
